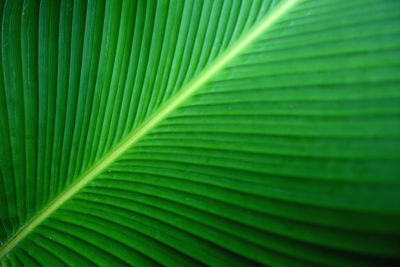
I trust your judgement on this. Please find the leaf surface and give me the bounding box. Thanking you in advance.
[0,0,400,266]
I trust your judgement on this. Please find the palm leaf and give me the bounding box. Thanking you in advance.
[1,0,400,266]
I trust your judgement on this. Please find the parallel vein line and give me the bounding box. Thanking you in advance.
[0,0,300,257]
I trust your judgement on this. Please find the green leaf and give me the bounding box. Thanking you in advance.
[1,0,400,266]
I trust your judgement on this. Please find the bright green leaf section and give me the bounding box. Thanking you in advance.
[1,0,400,266]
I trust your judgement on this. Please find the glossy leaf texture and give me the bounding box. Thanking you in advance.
[1,0,400,266]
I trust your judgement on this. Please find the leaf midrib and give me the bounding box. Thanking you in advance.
[0,0,299,257]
